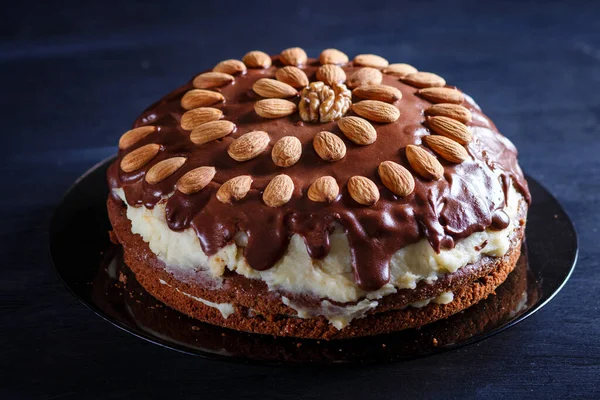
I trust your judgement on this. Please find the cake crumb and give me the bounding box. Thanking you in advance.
[191,326,200,331]
[118,272,127,285]
[432,338,439,346]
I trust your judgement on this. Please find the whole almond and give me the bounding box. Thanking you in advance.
[428,116,472,144]
[352,100,400,123]
[120,143,161,173]
[228,131,270,161]
[405,145,444,180]
[217,175,253,203]
[424,103,472,124]
[338,116,377,145]
[181,89,225,110]
[242,51,272,68]
[348,176,380,205]
[353,54,389,69]
[119,126,156,149]
[177,166,216,195]
[308,176,339,202]
[275,66,309,88]
[352,84,402,103]
[252,78,297,98]
[254,99,297,119]
[272,136,302,167]
[402,72,446,88]
[418,87,464,104]
[316,64,346,86]
[313,131,346,161]
[180,107,223,131]
[348,67,382,88]
[280,47,307,66]
[263,174,294,207]
[190,120,236,145]
[213,59,247,75]
[378,161,415,197]
[382,63,418,78]
[423,135,469,163]
[319,49,349,65]
[145,157,187,185]
[192,72,234,89]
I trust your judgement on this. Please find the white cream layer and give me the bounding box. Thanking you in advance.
[114,186,520,305]
[282,291,454,329]
[158,278,235,319]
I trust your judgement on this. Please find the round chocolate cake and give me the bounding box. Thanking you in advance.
[107,47,530,339]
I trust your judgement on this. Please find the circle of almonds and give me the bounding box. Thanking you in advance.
[118,47,475,207]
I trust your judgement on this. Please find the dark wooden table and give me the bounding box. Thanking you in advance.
[3,0,599,398]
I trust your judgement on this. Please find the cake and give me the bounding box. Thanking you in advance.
[94,244,534,362]
[107,47,530,340]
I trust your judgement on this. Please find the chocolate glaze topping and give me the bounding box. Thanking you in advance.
[107,56,530,291]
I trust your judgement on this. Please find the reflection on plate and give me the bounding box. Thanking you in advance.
[50,156,577,364]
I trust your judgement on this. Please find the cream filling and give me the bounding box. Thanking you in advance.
[282,291,454,329]
[114,186,520,306]
[158,279,235,319]
[405,291,455,309]
[282,296,379,330]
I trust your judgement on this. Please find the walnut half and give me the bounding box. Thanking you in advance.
[299,81,352,123]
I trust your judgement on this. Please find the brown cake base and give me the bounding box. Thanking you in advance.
[107,196,527,340]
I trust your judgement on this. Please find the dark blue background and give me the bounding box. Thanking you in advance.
[3,0,599,398]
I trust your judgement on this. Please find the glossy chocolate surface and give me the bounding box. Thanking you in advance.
[107,56,530,291]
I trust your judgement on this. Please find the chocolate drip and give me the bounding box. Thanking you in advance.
[107,57,530,291]
[491,210,510,230]
[288,212,337,259]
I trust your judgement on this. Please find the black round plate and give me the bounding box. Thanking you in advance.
[49,156,578,364]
